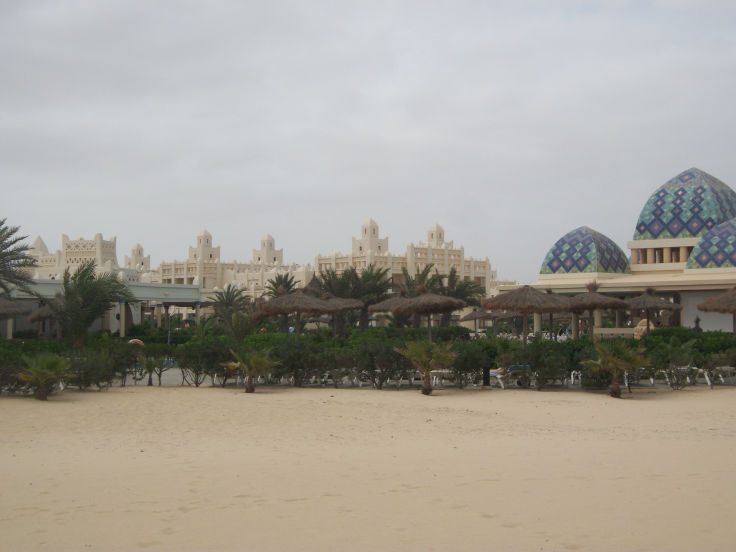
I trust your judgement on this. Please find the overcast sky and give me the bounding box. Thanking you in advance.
[3,1,735,284]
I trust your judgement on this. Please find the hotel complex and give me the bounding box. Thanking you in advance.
[10,167,736,337]
[25,220,507,300]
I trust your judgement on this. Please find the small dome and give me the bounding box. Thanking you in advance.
[541,226,630,275]
[687,218,736,269]
[261,233,274,242]
[428,222,444,233]
[198,229,211,238]
[633,168,736,240]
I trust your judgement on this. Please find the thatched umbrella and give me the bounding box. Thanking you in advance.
[626,288,682,335]
[483,286,568,346]
[391,292,465,342]
[28,303,55,323]
[0,298,32,339]
[302,276,324,297]
[543,289,570,338]
[320,294,363,336]
[0,298,32,318]
[368,295,410,313]
[259,290,331,342]
[568,282,628,338]
[460,308,494,333]
[697,287,736,337]
[368,294,414,328]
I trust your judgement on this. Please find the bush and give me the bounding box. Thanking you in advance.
[18,353,70,400]
[176,336,234,387]
[68,348,115,389]
[0,339,65,393]
[450,341,488,388]
[271,340,322,386]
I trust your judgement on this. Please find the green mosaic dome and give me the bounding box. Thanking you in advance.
[540,226,630,275]
[633,168,736,240]
[687,218,736,269]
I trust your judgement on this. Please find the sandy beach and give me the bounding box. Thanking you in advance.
[1,384,735,552]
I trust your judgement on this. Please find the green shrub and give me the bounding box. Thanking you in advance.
[68,348,115,389]
[450,341,488,388]
[18,353,70,400]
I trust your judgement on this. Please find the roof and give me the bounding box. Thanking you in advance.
[540,226,630,275]
[687,218,736,269]
[633,168,736,240]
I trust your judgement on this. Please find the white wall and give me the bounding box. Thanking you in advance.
[680,291,733,332]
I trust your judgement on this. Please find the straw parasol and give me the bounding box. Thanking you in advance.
[301,276,324,297]
[626,288,682,335]
[320,294,363,336]
[459,308,494,333]
[0,298,32,322]
[483,286,569,345]
[28,304,55,323]
[391,292,465,341]
[697,287,736,337]
[568,282,628,338]
[544,289,570,338]
[368,294,410,314]
[259,290,331,342]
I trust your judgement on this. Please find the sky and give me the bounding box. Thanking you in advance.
[3,0,736,284]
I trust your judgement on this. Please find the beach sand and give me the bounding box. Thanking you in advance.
[1,384,735,552]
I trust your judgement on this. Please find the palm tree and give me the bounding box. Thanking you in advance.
[394,341,456,395]
[318,268,357,335]
[265,273,298,334]
[581,339,644,398]
[399,264,439,297]
[51,260,133,348]
[18,353,69,400]
[352,265,391,329]
[433,268,485,326]
[265,273,297,297]
[0,218,37,297]
[211,284,253,339]
[228,347,280,393]
[399,265,439,328]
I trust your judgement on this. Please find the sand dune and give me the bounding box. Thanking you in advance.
[1,385,735,551]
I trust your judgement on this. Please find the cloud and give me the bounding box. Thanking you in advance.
[2,1,735,283]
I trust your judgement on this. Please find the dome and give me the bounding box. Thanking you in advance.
[541,226,630,275]
[687,218,736,269]
[633,168,736,240]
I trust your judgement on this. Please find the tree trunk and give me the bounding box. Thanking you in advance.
[36,383,49,401]
[359,308,370,330]
[522,315,528,347]
[609,372,621,398]
[245,374,255,393]
[421,371,432,395]
[147,372,153,386]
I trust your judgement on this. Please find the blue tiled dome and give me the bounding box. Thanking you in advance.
[541,226,630,275]
[633,168,736,240]
[687,218,736,269]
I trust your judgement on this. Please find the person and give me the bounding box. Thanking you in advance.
[693,316,703,333]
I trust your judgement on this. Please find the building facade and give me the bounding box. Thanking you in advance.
[28,233,149,283]
[155,230,315,298]
[315,219,509,296]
